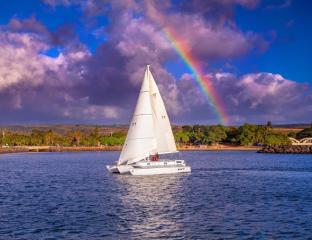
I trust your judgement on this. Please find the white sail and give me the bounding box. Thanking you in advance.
[118,66,157,165]
[149,69,177,154]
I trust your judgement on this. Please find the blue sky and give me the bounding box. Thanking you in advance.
[234,1,312,84]
[0,0,311,125]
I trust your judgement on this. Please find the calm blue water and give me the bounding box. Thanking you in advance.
[0,151,312,239]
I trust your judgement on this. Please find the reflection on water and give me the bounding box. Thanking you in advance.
[115,175,186,239]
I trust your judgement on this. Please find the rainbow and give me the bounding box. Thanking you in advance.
[163,28,228,124]
[146,5,229,124]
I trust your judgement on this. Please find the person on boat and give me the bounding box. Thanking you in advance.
[151,153,159,161]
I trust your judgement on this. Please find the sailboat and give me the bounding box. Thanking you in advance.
[106,65,191,176]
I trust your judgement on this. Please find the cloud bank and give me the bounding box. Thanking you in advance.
[0,0,311,124]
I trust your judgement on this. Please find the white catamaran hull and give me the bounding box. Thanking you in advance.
[130,166,191,175]
[106,165,119,173]
[106,165,133,174]
[107,160,191,175]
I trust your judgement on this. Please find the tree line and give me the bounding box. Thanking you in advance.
[1,124,312,147]
[0,128,125,147]
[174,124,291,146]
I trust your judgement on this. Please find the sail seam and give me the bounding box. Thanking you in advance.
[134,114,152,116]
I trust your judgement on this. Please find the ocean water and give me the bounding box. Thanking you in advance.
[0,151,311,239]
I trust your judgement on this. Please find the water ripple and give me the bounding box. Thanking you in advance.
[0,151,312,239]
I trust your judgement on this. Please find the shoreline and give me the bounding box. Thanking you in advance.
[258,145,312,154]
[0,145,261,154]
[178,145,260,151]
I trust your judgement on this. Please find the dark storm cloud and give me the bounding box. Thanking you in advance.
[73,42,137,106]
[5,16,77,46]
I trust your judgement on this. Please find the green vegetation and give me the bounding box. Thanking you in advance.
[0,127,125,147]
[174,124,290,146]
[0,123,296,147]
[295,125,312,139]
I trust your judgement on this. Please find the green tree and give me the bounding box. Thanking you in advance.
[88,127,100,146]
[44,130,58,146]
[174,131,189,144]
[182,125,192,132]
[73,130,82,146]
[225,127,239,143]
[30,130,45,145]
[203,125,227,144]
[296,127,312,139]
[265,133,291,146]
[287,132,297,138]
[99,132,126,146]
[236,124,257,145]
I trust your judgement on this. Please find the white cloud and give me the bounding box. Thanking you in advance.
[177,71,312,124]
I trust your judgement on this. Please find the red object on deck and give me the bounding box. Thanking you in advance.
[151,154,159,161]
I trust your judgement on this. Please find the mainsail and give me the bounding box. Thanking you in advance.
[118,65,177,165]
